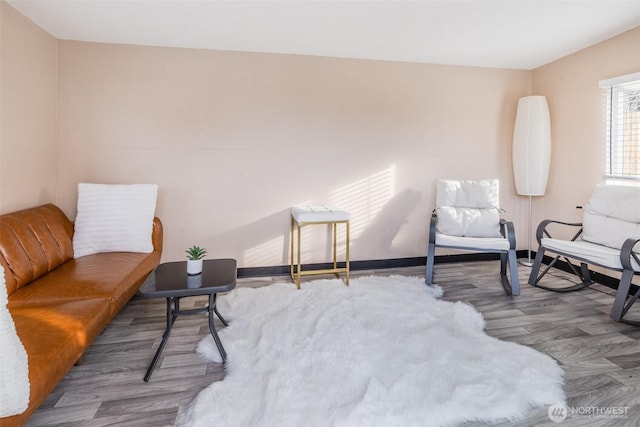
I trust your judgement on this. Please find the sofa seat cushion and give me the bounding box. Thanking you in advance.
[8,251,159,315]
[542,237,640,271]
[8,299,111,421]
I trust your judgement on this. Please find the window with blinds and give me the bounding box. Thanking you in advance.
[600,72,640,181]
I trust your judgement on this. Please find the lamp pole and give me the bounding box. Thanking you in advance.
[518,195,534,267]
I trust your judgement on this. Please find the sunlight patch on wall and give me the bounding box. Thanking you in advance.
[243,235,285,267]
[240,165,396,267]
[329,165,396,255]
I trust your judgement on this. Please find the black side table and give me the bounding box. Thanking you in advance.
[138,258,237,381]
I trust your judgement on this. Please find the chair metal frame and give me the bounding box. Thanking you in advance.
[425,211,520,296]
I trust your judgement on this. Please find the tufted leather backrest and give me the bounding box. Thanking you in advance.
[0,204,74,295]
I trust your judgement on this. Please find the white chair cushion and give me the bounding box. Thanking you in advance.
[582,211,640,250]
[436,207,502,238]
[586,184,640,222]
[436,179,500,209]
[291,206,350,223]
[582,185,640,250]
[542,237,640,272]
[436,232,510,251]
[435,179,502,238]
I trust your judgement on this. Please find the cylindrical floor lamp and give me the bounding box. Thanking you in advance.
[512,96,551,266]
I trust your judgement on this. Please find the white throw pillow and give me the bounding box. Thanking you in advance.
[73,183,158,258]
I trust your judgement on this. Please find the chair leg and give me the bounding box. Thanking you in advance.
[499,250,520,296]
[580,262,593,285]
[611,269,635,322]
[508,249,520,296]
[528,248,545,286]
[425,242,435,285]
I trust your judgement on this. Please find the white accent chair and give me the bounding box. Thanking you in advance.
[528,184,640,324]
[426,179,520,296]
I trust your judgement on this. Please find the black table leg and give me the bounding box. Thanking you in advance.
[211,293,229,326]
[144,297,177,382]
[144,294,230,381]
[208,293,227,363]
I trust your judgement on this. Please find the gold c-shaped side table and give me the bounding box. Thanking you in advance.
[290,206,350,289]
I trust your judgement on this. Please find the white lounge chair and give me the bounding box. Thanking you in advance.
[528,184,640,324]
[426,179,519,296]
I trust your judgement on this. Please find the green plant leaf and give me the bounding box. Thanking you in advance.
[185,245,207,260]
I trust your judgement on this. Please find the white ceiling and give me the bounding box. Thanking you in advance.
[7,0,640,70]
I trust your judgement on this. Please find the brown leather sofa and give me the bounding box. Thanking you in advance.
[0,204,162,427]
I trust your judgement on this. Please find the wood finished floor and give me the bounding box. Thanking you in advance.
[26,262,640,427]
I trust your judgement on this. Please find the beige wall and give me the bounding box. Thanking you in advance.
[532,27,640,230]
[4,0,638,269]
[56,41,531,265]
[0,1,57,214]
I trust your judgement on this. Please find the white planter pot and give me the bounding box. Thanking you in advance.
[187,259,203,275]
[187,274,203,288]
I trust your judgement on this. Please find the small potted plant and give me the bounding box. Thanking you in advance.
[185,245,207,275]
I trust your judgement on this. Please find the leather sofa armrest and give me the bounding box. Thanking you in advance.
[151,217,163,254]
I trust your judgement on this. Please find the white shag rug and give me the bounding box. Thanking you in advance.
[186,275,564,427]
